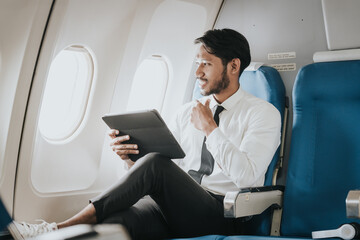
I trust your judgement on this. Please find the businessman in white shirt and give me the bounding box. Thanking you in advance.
[16,28,281,240]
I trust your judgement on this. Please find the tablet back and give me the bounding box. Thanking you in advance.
[102,110,185,161]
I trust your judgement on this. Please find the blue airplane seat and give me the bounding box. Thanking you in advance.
[217,58,360,240]
[280,59,360,237]
[238,66,285,187]
[237,66,286,237]
[188,64,287,238]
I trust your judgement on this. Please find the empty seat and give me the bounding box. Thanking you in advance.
[280,58,360,237]
[219,53,360,240]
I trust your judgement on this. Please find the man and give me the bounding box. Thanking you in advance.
[16,28,281,239]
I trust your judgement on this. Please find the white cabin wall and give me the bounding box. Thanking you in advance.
[104,0,222,178]
[90,0,164,191]
[2,0,333,223]
[0,0,52,213]
[14,0,142,222]
[215,0,328,183]
[12,0,223,223]
[109,0,223,122]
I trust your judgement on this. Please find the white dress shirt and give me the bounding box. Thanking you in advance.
[170,87,281,195]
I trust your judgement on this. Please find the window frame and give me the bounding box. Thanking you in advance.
[126,54,170,113]
[38,45,95,142]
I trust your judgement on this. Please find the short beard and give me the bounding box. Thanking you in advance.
[201,67,230,96]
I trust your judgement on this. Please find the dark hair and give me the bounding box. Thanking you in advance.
[195,28,251,76]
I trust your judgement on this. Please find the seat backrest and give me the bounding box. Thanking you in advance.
[193,64,286,235]
[239,66,286,186]
[281,59,360,237]
[239,66,286,236]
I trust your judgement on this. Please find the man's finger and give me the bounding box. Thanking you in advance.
[112,144,138,150]
[108,129,119,138]
[205,99,211,108]
[110,135,130,146]
[115,149,139,155]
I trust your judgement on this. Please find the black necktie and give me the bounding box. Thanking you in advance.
[188,105,225,183]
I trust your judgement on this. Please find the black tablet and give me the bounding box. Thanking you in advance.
[102,109,185,161]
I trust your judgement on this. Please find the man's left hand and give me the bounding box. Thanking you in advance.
[191,99,217,137]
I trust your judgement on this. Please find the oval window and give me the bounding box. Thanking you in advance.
[38,46,94,141]
[126,55,169,112]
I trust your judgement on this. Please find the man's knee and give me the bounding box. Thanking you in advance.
[129,152,182,189]
[137,152,172,170]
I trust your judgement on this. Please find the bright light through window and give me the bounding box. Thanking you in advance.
[38,46,94,141]
[126,56,169,112]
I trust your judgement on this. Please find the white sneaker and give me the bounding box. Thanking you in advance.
[13,220,58,238]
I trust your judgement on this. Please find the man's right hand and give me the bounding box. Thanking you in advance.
[108,129,138,168]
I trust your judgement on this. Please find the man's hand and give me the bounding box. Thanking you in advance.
[108,129,137,168]
[190,99,217,137]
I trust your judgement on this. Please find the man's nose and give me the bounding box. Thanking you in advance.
[195,64,204,78]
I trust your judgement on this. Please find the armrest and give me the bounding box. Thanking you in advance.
[346,190,360,218]
[224,185,284,218]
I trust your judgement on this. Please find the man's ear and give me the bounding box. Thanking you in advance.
[229,58,241,75]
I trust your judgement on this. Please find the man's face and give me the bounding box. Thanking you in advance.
[195,45,230,96]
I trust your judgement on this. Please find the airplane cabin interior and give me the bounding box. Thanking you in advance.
[1,0,360,239]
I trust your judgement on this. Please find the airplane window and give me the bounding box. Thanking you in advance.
[38,46,94,141]
[126,55,169,112]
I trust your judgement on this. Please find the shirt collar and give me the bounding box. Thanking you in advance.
[209,87,244,111]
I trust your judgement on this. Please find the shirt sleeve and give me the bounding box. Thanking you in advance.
[205,105,281,188]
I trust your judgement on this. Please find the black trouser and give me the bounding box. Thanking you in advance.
[90,153,244,240]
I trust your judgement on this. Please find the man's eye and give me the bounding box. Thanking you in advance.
[195,60,210,66]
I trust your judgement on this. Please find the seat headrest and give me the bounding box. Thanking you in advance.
[313,49,360,63]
